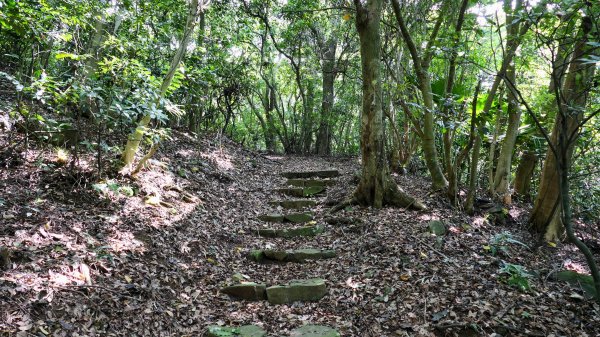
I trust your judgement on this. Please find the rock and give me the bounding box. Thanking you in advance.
[206,325,267,337]
[266,279,327,304]
[286,179,333,187]
[221,283,267,300]
[258,212,312,223]
[276,186,325,197]
[287,249,336,262]
[258,214,285,222]
[257,225,325,238]
[284,212,314,223]
[281,170,340,179]
[428,220,447,236]
[269,200,317,209]
[290,325,340,337]
[249,249,337,263]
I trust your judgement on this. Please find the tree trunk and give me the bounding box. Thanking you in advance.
[493,63,521,201]
[390,0,448,190]
[121,0,201,169]
[491,0,524,201]
[316,38,337,156]
[350,0,424,210]
[529,18,595,241]
[513,150,536,199]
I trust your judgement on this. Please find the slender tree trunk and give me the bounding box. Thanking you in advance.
[491,0,524,201]
[390,0,448,190]
[121,0,201,168]
[316,38,337,156]
[493,64,521,201]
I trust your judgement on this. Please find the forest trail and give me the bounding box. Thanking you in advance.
[0,132,599,336]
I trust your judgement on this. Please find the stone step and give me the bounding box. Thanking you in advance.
[285,179,335,187]
[258,212,314,223]
[281,170,340,179]
[290,325,341,337]
[221,283,267,300]
[249,248,336,263]
[269,200,317,210]
[266,279,327,304]
[207,325,267,337]
[256,225,325,238]
[220,279,328,305]
[276,186,325,197]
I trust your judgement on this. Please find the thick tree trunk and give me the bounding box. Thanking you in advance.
[350,0,424,210]
[530,19,595,241]
[316,39,337,156]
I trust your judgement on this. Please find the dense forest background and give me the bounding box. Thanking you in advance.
[1,0,600,335]
[2,0,599,238]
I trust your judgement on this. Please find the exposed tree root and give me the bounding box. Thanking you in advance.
[330,179,426,214]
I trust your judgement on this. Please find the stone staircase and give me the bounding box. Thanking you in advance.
[215,169,342,337]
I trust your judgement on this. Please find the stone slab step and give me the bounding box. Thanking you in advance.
[276,186,325,197]
[207,325,267,337]
[266,278,327,304]
[249,248,336,263]
[258,212,314,223]
[256,225,324,238]
[269,200,317,210]
[286,179,335,187]
[290,325,340,337]
[221,283,267,300]
[281,170,340,179]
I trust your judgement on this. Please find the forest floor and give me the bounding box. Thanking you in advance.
[1,129,599,337]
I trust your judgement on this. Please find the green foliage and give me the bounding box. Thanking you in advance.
[93,180,135,198]
[484,231,528,256]
[499,262,533,292]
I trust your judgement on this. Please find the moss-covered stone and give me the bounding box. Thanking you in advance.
[257,225,325,239]
[428,220,447,236]
[284,212,314,223]
[276,187,325,197]
[249,248,336,263]
[303,186,325,196]
[258,213,285,222]
[206,325,266,337]
[556,270,597,299]
[290,325,340,337]
[266,279,327,304]
[248,250,265,262]
[269,200,317,209]
[286,179,333,187]
[221,283,267,300]
[281,170,340,179]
